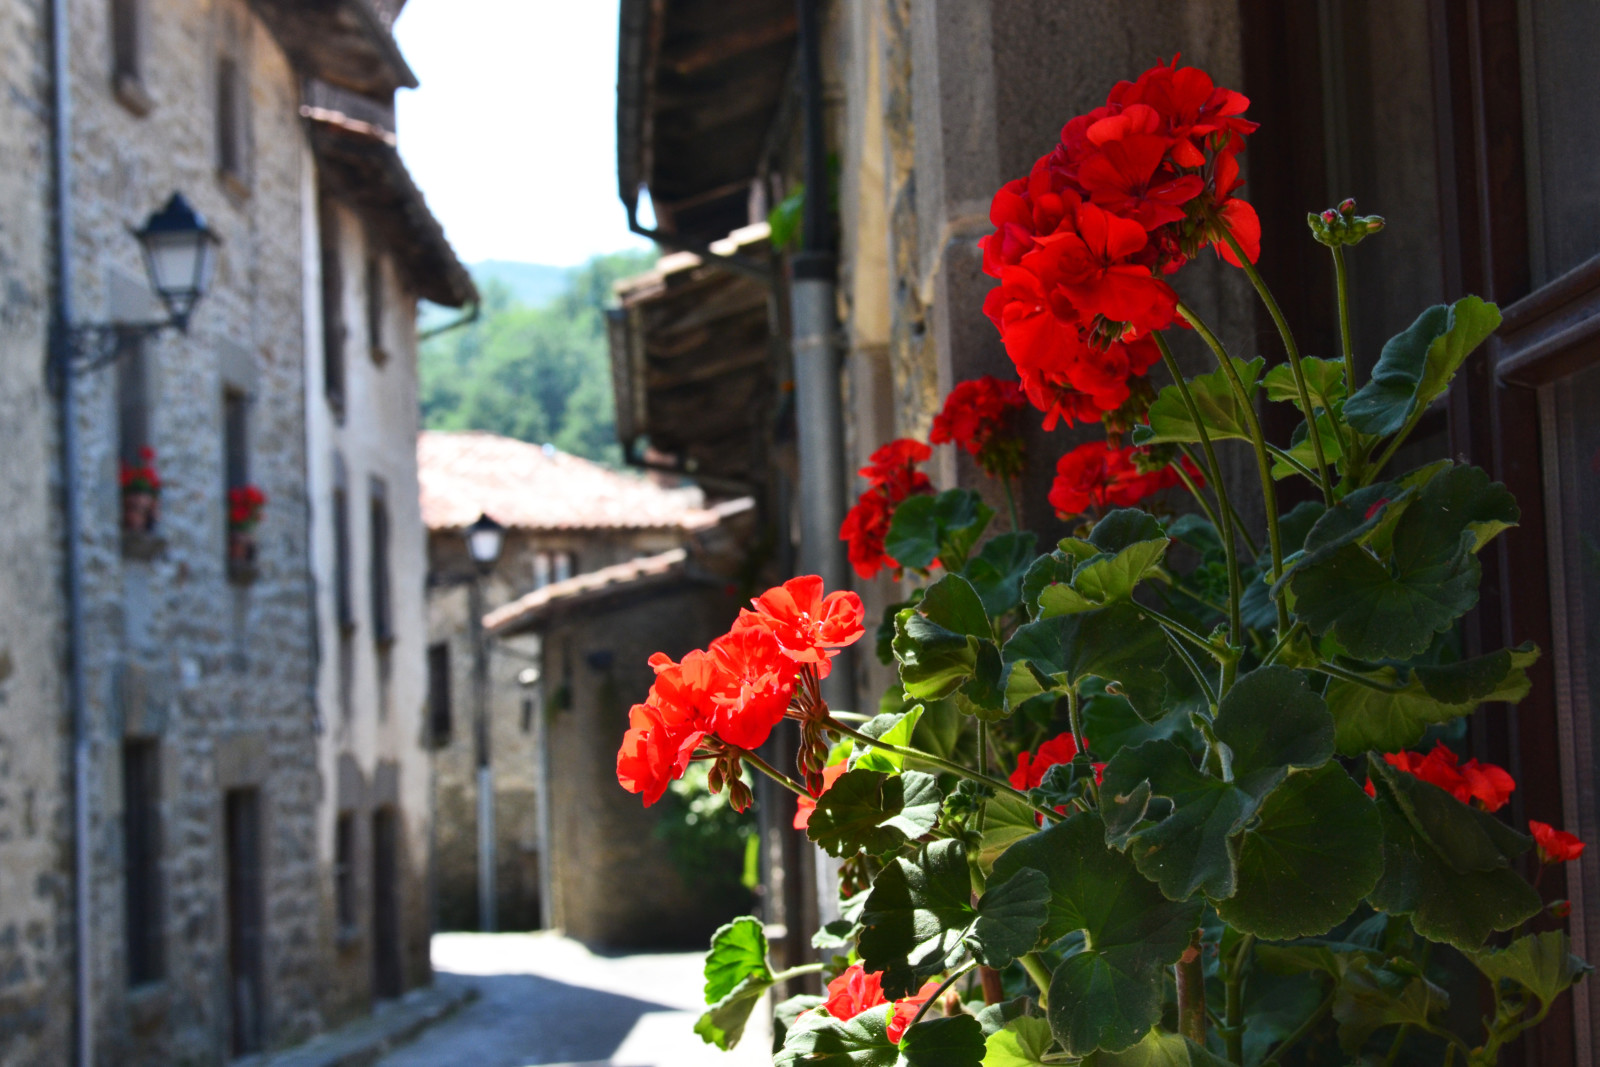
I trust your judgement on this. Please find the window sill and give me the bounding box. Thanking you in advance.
[227,559,260,586]
[127,980,169,1031]
[114,73,154,117]
[217,167,251,203]
[122,529,166,562]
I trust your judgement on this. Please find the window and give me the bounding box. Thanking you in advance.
[123,739,163,985]
[319,197,346,413]
[224,788,264,1055]
[110,0,150,113]
[116,336,149,467]
[223,389,249,493]
[369,479,392,645]
[331,486,353,629]
[334,812,357,932]
[533,553,551,590]
[365,253,386,363]
[427,643,452,746]
[215,53,246,182]
[554,552,574,583]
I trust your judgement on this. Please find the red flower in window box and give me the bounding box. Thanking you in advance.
[228,484,267,532]
[120,447,162,533]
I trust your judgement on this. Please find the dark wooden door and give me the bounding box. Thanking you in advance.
[371,806,403,999]
[225,789,266,1055]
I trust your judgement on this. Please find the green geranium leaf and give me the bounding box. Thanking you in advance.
[989,815,1202,1055]
[968,867,1051,968]
[807,769,943,857]
[695,917,774,1050]
[773,993,826,1051]
[899,1014,987,1067]
[953,641,1009,721]
[1366,756,1541,950]
[1088,509,1167,552]
[886,490,995,573]
[1002,602,1170,720]
[1270,412,1344,481]
[858,840,1047,992]
[1082,1030,1234,1066]
[977,791,1043,873]
[983,1017,1054,1067]
[1332,956,1451,1054]
[1344,296,1501,437]
[1216,763,1383,938]
[774,1004,897,1067]
[1326,643,1538,755]
[1100,667,1334,901]
[1469,931,1592,1011]
[1021,550,1077,621]
[1136,357,1265,446]
[1264,356,1347,410]
[857,840,977,997]
[975,997,1037,1038]
[964,532,1038,618]
[703,917,771,1003]
[894,575,996,700]
[1291,464,1516,660]
[854,704,926,773]
[1037,535,1169,618]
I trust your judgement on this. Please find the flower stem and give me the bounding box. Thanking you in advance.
[1176,929,1207,1046]
[1260,991,1334,1065]
[1173,305,1290,640]
[1264,442,1318,484]
[1309,661,1410,692]
[1136,605,1222,658]
[1260,621,1305,668]
[905,959,979,1031]
[1001,476,1022,533]
[1329,243,1358,462]
[1155,334,1247,677]
[1019,953,1053,1011]
[824,717,1063,824]
[1177,443,1259,556]
[1223,934,1255,1065]
[1065,687,1099,806]
[737,746,810,798]
[1218,224,1335,504]
[771,962,827,984]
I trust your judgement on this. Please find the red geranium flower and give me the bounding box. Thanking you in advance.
[615,700,706,808]
[1048,440,1190,519]
[841,440,935,580]
[1530,820,1586,864]
[1382,741,1515,812]
[930,377,1028,479]
[707,625,798,750]
[819,964,942,1043]
[1010,733,1083,790]
[737,576,866,674]
[793,761,848,830]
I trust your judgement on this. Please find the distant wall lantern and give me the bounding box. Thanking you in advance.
[465,512,507,575]
[61,191,221,372]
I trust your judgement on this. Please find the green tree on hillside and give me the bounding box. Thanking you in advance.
[419,249,656,464]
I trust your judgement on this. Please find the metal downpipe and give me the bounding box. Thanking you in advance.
[49,0,93,1060]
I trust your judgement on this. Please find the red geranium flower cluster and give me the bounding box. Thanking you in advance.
[616,576,864,810]
[1011,732,1104,822]
[840,439,935,580]
[228,484,267,530]
[119,446,162,494]
[1377,740,1516,812]
[1048,440,1195,520]
[818,963,943,1043]
[1530,820,1586,864]
[930,377,1028,480]
[980,59,1259,431]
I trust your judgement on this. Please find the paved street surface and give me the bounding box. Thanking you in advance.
[378,933,772,1067]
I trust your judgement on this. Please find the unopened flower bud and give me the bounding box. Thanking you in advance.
[1321,209,1339,225]
[1338,197,1357,216]
[707,763,725,793]
[1552,900,1573,919]
[1361,215,1385,234]
[729,779,753,813]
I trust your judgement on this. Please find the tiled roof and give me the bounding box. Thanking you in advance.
[418,430,708,532]
[483,548,689,634]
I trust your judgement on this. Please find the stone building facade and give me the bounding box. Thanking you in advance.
[0,0,470,1063]
[418,430,748,941]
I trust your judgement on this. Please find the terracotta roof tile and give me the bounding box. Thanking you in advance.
[483,548,689,634]
[418,430,709,532]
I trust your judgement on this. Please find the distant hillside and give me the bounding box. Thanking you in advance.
[470,261,570,308]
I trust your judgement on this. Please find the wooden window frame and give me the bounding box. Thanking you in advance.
[110,0,152,114]
[123,738,163,986]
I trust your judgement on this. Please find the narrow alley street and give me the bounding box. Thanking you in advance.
[377,934,772,1067]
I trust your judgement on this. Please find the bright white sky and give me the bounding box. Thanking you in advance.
[393,0,651,267]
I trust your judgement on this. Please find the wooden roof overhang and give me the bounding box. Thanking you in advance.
[306,113,477,308]
[609,227,779,491]
[248,0,418,98]
[617,0,797,244]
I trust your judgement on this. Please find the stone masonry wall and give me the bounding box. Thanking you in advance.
[0,0,73,1062]
[62,0,322,1060]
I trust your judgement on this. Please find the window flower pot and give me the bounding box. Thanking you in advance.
[122,489,160,533]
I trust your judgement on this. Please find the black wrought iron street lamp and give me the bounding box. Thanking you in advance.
[62,192,221,371]
[465,512,507,575]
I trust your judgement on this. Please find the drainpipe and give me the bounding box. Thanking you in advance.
[49,0,93,1062]
[792,0,852,930]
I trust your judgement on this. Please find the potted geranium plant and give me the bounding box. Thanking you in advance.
[615,59,1589,1065]
[228,483,265,575]
[120,446,162,533]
